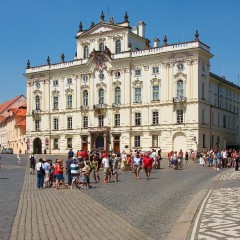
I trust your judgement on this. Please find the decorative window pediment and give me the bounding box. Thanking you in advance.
[96,82,107,89]
[52,90,60,96]
[150,78,161,85]
[33,89,42,95]
[65,88,74,94]
[132,79,143,88]
[173,72,187,80]
[113,80,121,87]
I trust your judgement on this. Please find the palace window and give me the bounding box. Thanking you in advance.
[53,138,58,149]
[53,118,59,130]
[83,116,88,128]
[114,87,121,104]
[98,88,104,104]
[53,96,58,110]
[53,79,58,87]
[223,115,226,128]
[35,119,40,131]
[134,136,141,147]
[135,112,141,126]
[66,95,72,109]
[152,85,159,101]
[67,117,72,129]
[152,135,158,147]
[67,78,72,85]
[115,40,121,53]
[134,87,141,102]
[83,90,88,106]
[67,138,72,149]
[152,67,159,74]
[83,75,88,83]
[114,114,120,127]
[98,115,104,127]
[83,46,89,59]
[134,68,141,76]
[35,96,40,110]
[177,110,183,124]
[152,111,159,125]
[99,42,104,52]
[203,134,206,148]
[177,80,184,97]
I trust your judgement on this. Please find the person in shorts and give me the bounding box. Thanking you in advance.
[70,157,79,189]
[102,155,110,183]
[133,154,142,179]
[54,159,67,189]
[142,152,153,180]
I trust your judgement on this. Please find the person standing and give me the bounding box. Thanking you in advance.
[185,151,189,165]
[133,154,142,179]
[102,155,110,183]
[112,153,119,182]
[35,158,44,189]
[43,159,50,188]
[68,148,74,158]
[235,151,239,171]
[142,152,153,180]
[29,153,36,174]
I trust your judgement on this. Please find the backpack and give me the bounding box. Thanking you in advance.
[30,155,35,163]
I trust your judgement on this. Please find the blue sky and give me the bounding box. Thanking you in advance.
[0,0,239,103]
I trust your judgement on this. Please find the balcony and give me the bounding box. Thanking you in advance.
[32,109,42,115]
[112,103,121,108]
[93,104,108,109]
[81,105,89,110]
[173,97,187,103]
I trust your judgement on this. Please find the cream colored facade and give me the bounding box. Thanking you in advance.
[25,13,240,155]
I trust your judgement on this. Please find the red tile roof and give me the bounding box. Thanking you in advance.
[16,119,26,127]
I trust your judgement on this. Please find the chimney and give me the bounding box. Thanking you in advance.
[138,21,146,38]
[132,26,139,35]
[153,38,160,48]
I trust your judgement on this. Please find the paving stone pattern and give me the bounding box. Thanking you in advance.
[10,166,153,240]
[197,170,240,240]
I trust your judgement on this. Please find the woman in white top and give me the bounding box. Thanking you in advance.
[102,156,110,183]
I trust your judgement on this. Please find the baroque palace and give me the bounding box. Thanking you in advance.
[25,12,240,154]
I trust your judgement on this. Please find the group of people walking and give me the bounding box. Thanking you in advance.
[31,148,162,190]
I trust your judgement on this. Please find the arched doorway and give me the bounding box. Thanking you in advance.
[173,132,186,153]
[96,136,104,151]
[33,137,42,154]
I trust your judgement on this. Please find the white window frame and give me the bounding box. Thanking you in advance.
[67,117,72,129]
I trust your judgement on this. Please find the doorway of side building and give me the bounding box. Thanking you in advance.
[173,132,186,153]
[113,136,120,153]
[33,137,42,154]
[96,136,104,151]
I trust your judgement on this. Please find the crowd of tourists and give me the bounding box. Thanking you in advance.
[31,148,162,189]
[30,147,239,189]
[167,148,240,171]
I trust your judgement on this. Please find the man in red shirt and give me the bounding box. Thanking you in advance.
[143,152,153,180]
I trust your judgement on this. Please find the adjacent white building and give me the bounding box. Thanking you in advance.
[25,12,240,155]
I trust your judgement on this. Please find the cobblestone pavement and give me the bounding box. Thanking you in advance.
[0,154,27,240]
[2,155,225,240]
[191,169,240,240]
[9,165,153,240]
